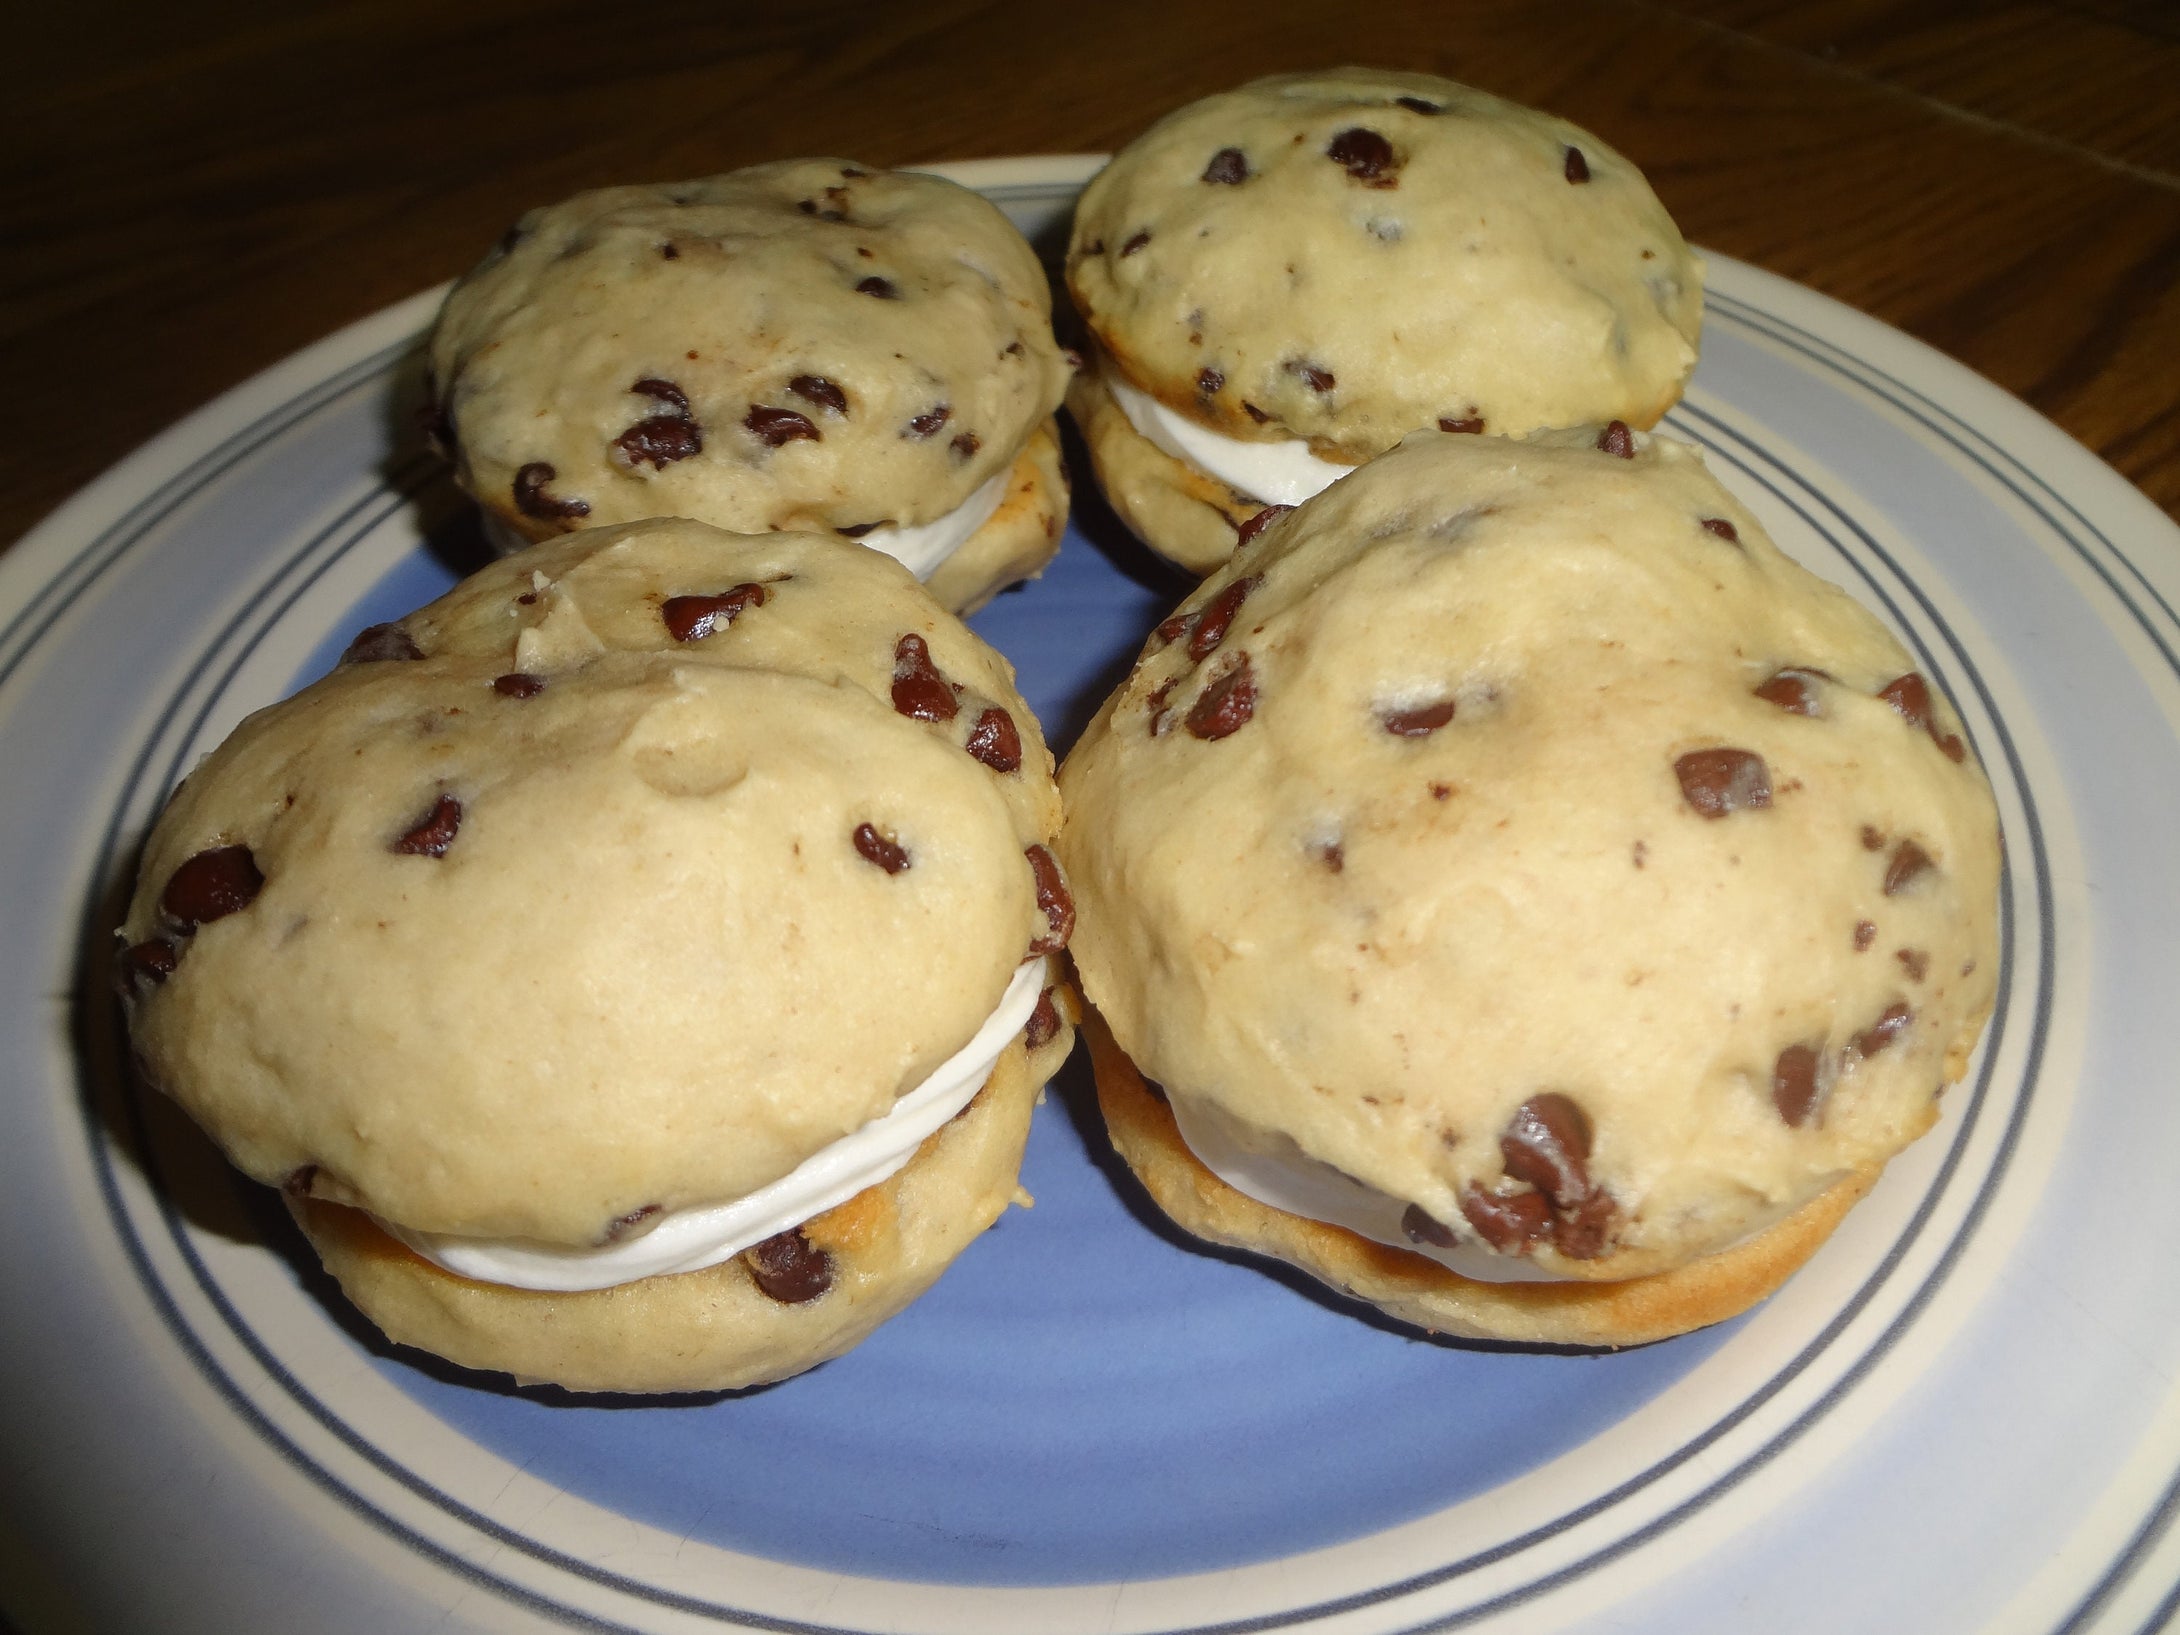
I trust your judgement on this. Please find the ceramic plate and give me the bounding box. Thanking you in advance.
[5,157,2179,1635]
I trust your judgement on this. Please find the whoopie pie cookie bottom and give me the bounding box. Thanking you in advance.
[292,1013,1073,1395]
[1084,1009,1878,1349]
[1066,359,1267,576]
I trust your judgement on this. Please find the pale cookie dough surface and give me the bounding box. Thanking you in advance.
[427,161,1071,562]
[294,1019,1074,1395]
[121,518,1066,1249]
[1060,427,2001,1284]
[1068,69,1702,464]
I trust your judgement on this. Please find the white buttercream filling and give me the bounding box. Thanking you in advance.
[856,468,1011,580]
[1105,368,1354,508]
[1165,1090,1563,1284]
[388,958,1048,1292]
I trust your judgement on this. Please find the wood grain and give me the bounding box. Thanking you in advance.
[3,0,2175,538]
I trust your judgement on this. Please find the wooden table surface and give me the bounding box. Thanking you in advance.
[6,0,2179,548]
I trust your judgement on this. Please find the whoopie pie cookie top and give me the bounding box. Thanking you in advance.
[1058,426,1999,1280]
[427,161,1071,545]
[118,518,1069,1248]
[1068,69,1703,462]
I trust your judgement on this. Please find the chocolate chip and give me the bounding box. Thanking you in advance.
[1853,1002,1912,1059]
[1897,947,1929,983]
[1854,919,1878,951]
[1460,1183,1552,1252]
[1401,1204,1457,1247]
[1026,844,1074,955]
[1242,401,1270,424]
[1773,1043,1822,1126]
[339,623,424,664]
[600,1203,660,1245]
[1753,668,1825,715]
[1203,147,1250,184]
[391,794,462,857]
[1879,672,1967,762]
[890,633,958,722]
[788,375,848,415]
[630,378,691,416]
[1381,700,1456,737]
[797,197,845,222]
[1500,1092,1592,1211]
[115,939,178,998]
[744,1228,834,1303]
[1144,675,1179,737]
[1554,1190,1616,1260]
[659,242,680,260]
[1564,146,1590,184]
[1326,127,1398,185]
[1287,360,1336,392]
[1025,986,1061,1050]
[1861,825,1887,851]
[1597,420,1636,458]
[965,706,1023,773]
[855,276,898,298]
[1185,653,1257,740]
[512,462,590,522]
[1234,505,1291,548]
[1120,230,1152,256]
[1314,839,1344,872]
[615,414,702,468]
[905,404,951,439]
[1675,748,1772,817]
[282,1164,319,1200]
[1187,575,1260,662]
[744,405,819,448]
[1394,95,1443,115]
[492,672,545,698]
[950,431,981,461]
[162,845,264,930]
[1884,839,1934,895]
[853,823,910,874]
[1197,367,1225,396]
[1437,415,1485,434]
[662,583,766,643]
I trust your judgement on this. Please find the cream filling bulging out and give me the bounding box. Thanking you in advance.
[388,958,1048,1292]
[857,468,1010,580]
[1105,367,1354,508]
[1165,1091,1565,1285]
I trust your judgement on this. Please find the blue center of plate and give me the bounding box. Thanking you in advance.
[302,517,1734,1588]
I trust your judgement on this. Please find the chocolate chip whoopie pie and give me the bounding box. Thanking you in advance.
[1066,69,1704,574]
[1058,428,2000,1346]
[425,160,1074,615]
[116,517,1077,1393]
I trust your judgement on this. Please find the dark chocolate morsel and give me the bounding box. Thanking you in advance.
[1395,95,1443,114]
[1754,668,1826,716]
[1202,147,1250,184]
[1564,145,1591,183]
[788,375,848,414]
[1185,653,1257,740]
[1437,415,1485,434]
[115,939,178,998]
[1382,699,1456,737]
[1197,367,1225,396]
[600,1203,661,1245]
[340,623,424,664]
[1675,748,1773,817]
[1287,360,1336,392]
[391,794,462,858]
[853,823,911,875]
[1327,127,1398,184]
[965,706,1023,773]
[855,275,899,298]
[890,633,958,722]
[1554,1189,1616,1259]
[1700,516,1740,543]
[1026,844,1074,955]
[492,672,545,698]
[743,405,819,448]
[744,1228,834,1303]
[614,414,702,467]
[1120,229,1152,256]
[1460,1183,1552,1253]
[950,431,981,461]
[1884,839,1935,895]
[1025,987,1061,1051]
[1186,575,1260,662]
[1597,420,1636,458]
[1500,1092,1593,1210]
[1773,1043,1822,1126]
[162,845,264,930]
[1853,1002,1913,1059]
[1234,506,1291,548]
[629,378,691,416]
[905,405,951,439]
[512,462,590,521]
[1400,1203,1458,1247]
[662,583,766,643]
[1854,919,1878,951]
